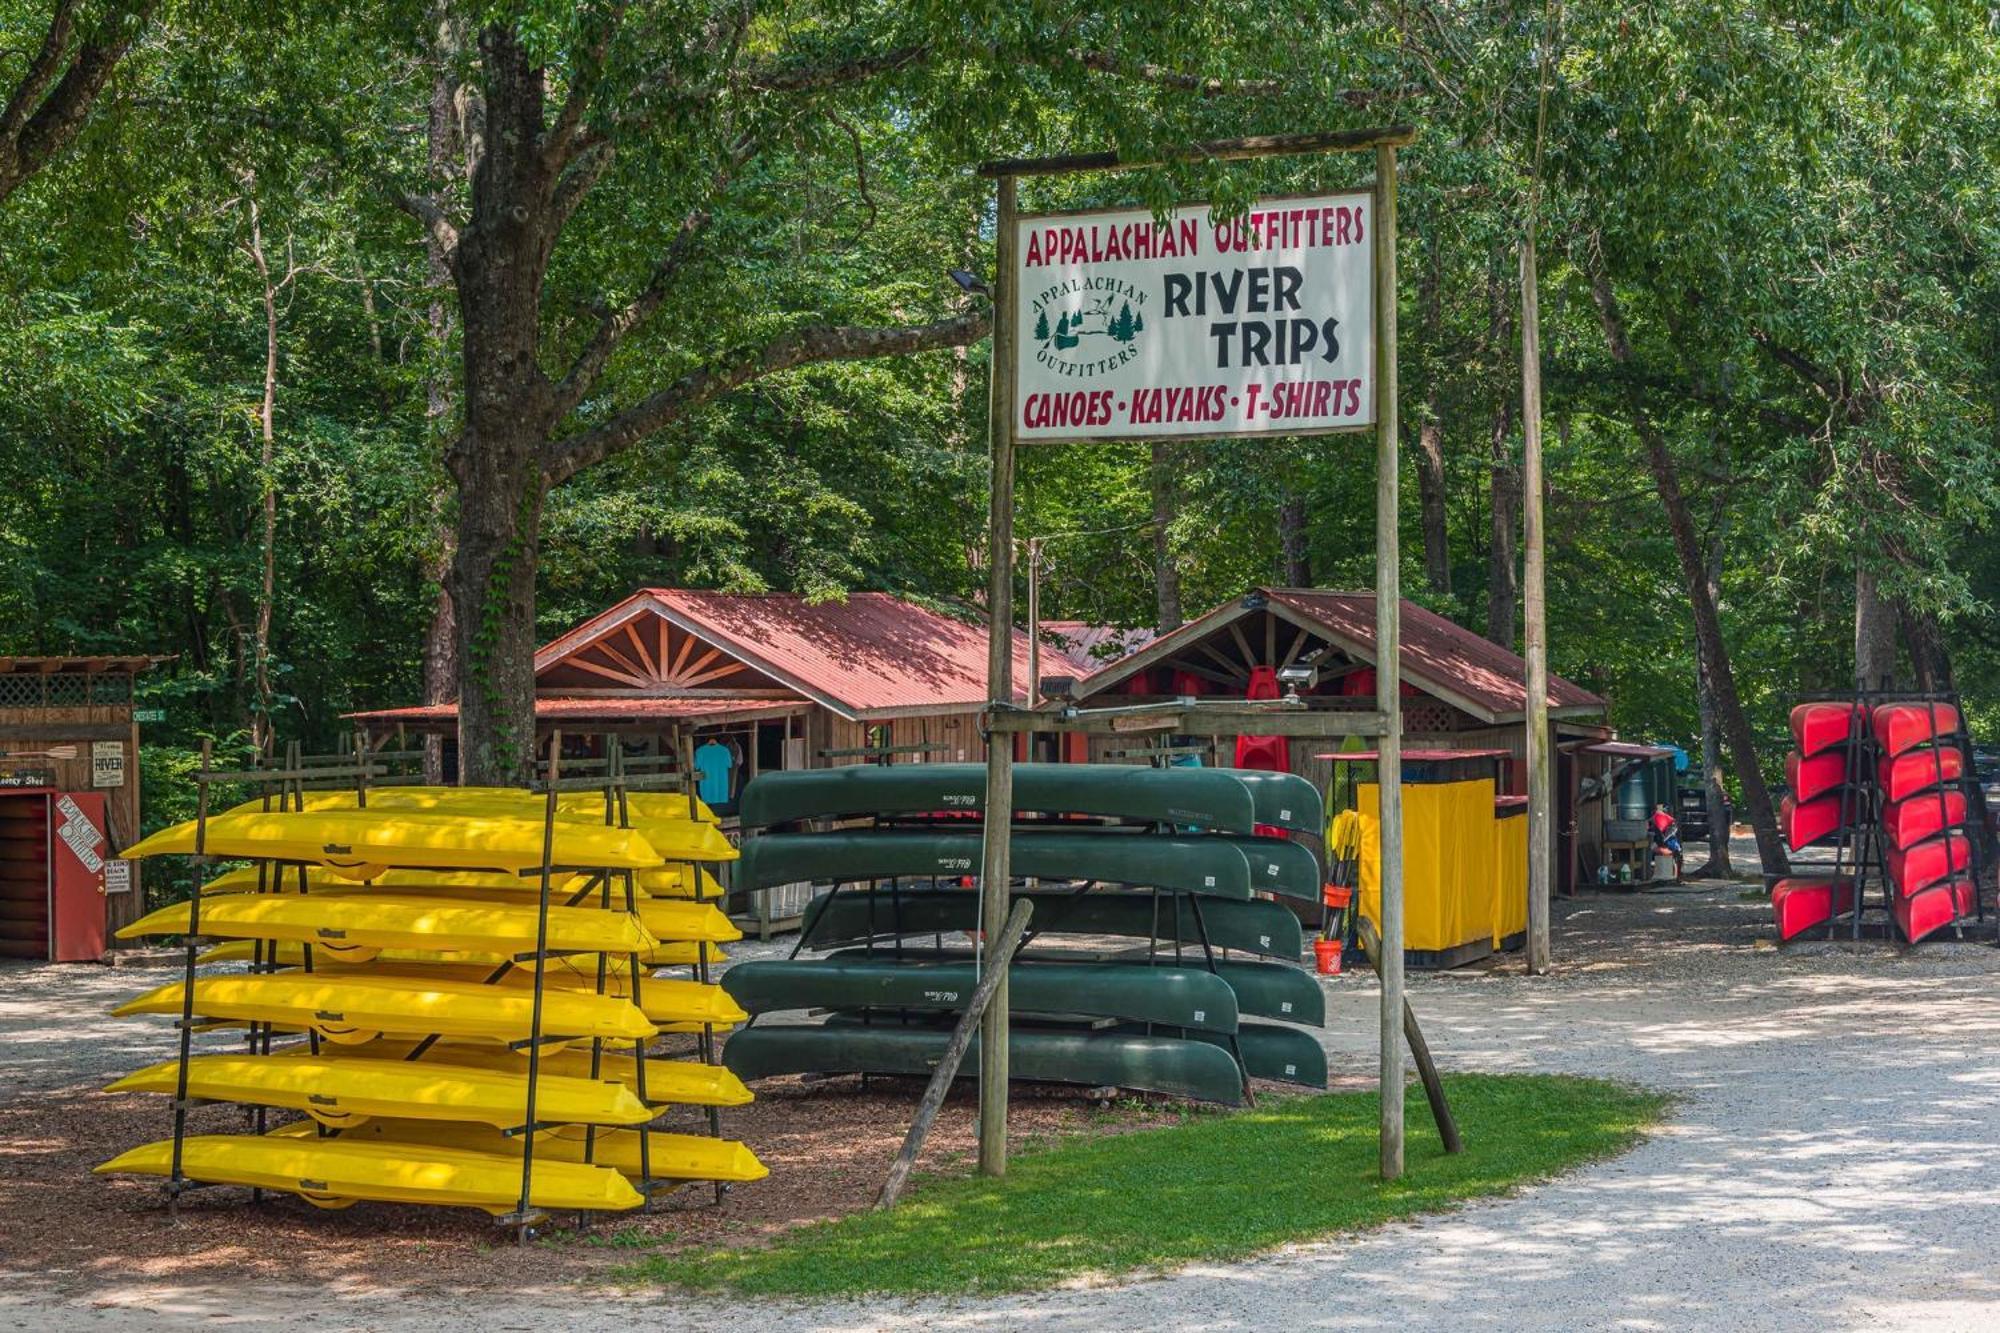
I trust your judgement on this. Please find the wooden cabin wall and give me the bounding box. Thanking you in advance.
[0,705,143,931]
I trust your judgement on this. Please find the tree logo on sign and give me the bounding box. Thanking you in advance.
[1031,278,1147,374]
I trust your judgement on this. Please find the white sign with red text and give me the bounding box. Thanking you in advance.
[1013,191,1374,443]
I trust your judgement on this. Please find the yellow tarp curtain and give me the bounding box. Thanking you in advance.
[1354,779,1527,953]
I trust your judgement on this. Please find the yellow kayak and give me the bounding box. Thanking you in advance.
[107,1053,654,1129]
[637,864,725,900]
[114,974,657,1046]
[226,788,737,864]
[118,894,659,961]
[276,1119,767,1183]
[200,867,593,896]
[345,965,747,1028]
[289,1039,753,1107]
[196,940,726,970]
[96,1134,642,1214]
[123,810,662,875]
[236,786,718,823]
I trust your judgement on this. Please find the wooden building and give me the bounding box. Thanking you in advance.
[349,588,1077,797]
[0,656,164,958]
[1067,589,1625,895]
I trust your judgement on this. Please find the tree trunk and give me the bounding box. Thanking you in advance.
[1415,239,1450,595]
[1690,498,1733,879]
[1278,492,1310,586]
[240,188,280,754]
[447,26,558,785]
[1483,264,1517,649]
[1589,266,1788,878]
[421,18,462,784]
[1898,601,1954,694]
[1485,398,1519,650]
[1151,440,1181,630]
[1417,416,1450,596]
[1854,568,1898,692]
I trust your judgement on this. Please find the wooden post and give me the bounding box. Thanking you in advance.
[1522,230,1551,974]
[1358,918,1462,1154]
[877,898,1035,1210]
[977,172,1020,1178]
[1373,142,1406,1182]
[1026,538,1042,708]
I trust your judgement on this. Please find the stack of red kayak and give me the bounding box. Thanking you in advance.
[1871,702,1976,943]
[1773,697,1979,944]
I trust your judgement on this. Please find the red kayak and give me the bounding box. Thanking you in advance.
[1781,791,1850,851]
[1882,790,1968,850]
[1871,702,1962,758]
[1791,702,1865,758]
[1878,745,1965,803]
[1785,748,1855,804]
[1771,877,1854,942]
[1886,832,1971,895]
[1894,875,1976,944]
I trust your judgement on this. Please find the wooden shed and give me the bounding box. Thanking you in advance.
[0,655,165,958]
[1066,589,1619,895]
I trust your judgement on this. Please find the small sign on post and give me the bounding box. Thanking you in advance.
[92,741,126,788]
[132,708,166,723]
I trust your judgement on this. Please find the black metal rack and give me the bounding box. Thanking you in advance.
[1789,683,1989,945]
[130,728,741,1241]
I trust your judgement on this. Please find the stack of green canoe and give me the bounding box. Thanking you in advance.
[722,764,1329,1105]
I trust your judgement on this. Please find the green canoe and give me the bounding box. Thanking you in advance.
[721,1022,1245,1105]
[739,829,1255,898]
[800,888,1306,959]
[740,763,1299,833]
[822,947,1322,1027]
[722,957,1239,1033]
[1118,1022,1329,1088]
[1208,834,1322,900]
[1228,770,1325,837]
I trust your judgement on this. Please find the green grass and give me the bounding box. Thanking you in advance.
[617,1074,1665,1298]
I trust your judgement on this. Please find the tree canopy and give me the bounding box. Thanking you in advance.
[3,1,1997,835]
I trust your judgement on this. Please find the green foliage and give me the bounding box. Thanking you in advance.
[620,1074,1667,1296]
[1,1,1997,786]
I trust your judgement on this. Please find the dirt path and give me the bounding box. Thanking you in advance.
[7,879,2000,1330]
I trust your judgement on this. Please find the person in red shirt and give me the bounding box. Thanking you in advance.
[1650,804,1683,882]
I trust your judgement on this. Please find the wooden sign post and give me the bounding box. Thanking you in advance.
[976,127,1413,1180]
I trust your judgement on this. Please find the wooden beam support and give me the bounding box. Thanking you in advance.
[985,708,1390,737]
[976,126,1417,178]
[1522,217,1552,974]
[976,173,1020,1179]
[876,897,1036,1210]
[1373,141,1406,1183]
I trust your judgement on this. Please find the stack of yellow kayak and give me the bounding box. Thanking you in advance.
[98,784,765,1222]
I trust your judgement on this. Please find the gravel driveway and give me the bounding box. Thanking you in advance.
[7,869,2000,1331]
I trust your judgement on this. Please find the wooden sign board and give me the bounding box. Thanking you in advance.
[1013,192,1375,444]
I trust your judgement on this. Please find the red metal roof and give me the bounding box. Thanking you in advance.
[1263,590,1603,718]
[619,590,1032,719]
[1074,588,1605,723]
[347,697,803,725]
[1041,621,1157,673]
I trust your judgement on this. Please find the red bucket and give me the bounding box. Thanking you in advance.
[1313,938,1343,975]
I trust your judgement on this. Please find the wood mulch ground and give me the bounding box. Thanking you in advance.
[1,1056,1312,1297]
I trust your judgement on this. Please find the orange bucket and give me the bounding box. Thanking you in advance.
[1322,884,1352,909]
[1313,938,1343,975]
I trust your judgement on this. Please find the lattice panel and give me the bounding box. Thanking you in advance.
[0,673,131,709]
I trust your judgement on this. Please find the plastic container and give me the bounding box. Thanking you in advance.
[1322,884,1353,909]
[1313,938,1343,975]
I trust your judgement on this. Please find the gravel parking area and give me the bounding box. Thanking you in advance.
[7,859,2000,1331]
